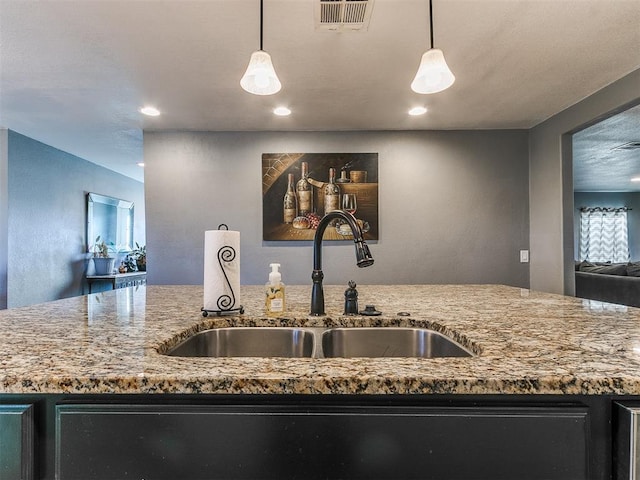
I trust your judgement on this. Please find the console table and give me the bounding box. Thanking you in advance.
[86,272,147,293]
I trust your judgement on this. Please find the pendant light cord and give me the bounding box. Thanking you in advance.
[429,0,434,49]
[260,0,264,51]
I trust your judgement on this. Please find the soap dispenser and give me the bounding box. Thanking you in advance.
[265,263,285,316]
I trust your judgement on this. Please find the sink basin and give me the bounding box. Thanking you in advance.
[164,326,473,359]
[166,327,315,358]
[322,327,472,358]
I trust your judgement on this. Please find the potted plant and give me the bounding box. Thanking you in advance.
[91,235,116,275]
[131,242,146,272]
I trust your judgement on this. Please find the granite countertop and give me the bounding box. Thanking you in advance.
[1,284,640,395]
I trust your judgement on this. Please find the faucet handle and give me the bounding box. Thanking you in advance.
[344,280,359,315]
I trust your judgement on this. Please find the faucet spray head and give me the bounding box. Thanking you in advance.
[355,241,374,268]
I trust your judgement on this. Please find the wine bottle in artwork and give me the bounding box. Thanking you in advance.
[323,167,341,216]
[296,161,313,215]
[283,173,298,224]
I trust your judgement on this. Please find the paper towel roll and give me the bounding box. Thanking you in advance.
[204,229,240,311]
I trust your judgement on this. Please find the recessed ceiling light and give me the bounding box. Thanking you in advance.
[631,177,640,182]
[139,106,160,116]
[408,106,427,116]
[273,107,291,116]
[137,162,145,167]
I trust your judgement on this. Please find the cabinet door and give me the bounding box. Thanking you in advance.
[0,404,34,480]
[56,403,589,480]
[615,402,640,480]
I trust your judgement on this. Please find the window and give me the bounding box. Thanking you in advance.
[579,207,629,263]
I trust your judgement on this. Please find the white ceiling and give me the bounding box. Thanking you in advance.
[1,0,639,183]
[573,103,640,192]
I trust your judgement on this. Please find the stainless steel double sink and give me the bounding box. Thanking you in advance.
[165,327,473,359]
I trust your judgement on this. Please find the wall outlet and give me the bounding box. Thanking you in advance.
[520,250,529,263]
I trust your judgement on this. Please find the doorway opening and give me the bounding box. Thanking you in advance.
[568,101,640,304]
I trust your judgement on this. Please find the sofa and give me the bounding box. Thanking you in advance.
[575,261,640,307]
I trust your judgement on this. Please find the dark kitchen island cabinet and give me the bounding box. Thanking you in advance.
[0,393,633,480]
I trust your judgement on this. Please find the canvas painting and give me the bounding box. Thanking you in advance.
[262,153,379,241]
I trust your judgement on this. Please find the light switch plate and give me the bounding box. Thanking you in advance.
[520,250,529,263]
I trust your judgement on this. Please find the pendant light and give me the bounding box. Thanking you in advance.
[240,0,282,95]
[411,0,455,94]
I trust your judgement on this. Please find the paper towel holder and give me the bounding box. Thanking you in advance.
[202,224,244,317]
[201,306,244,317]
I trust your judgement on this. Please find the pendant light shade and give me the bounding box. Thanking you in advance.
[241,50,281,95]
[411,0,455,94]
[240,0,281,96]
[411,48,455,94]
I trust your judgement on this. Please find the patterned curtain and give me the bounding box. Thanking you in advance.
[579,207,630,263]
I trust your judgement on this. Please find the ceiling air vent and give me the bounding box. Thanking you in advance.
[315,0,375,32]
[612,142,640,151]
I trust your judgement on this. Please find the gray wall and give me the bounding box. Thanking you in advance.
[0,129,7,309]
[7,130,145,308]
[145,130,529,289]
[529,68,640,295]
[574,192,640,261]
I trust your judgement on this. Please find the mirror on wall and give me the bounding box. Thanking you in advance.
[87,193,134,252]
